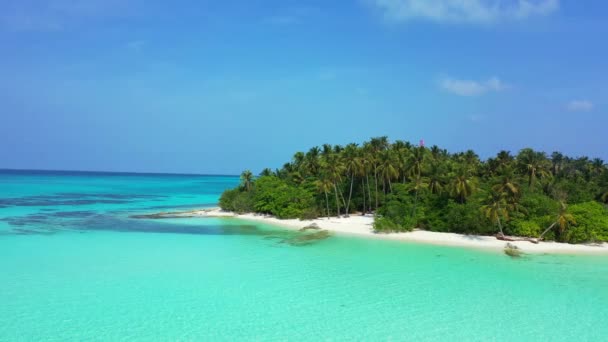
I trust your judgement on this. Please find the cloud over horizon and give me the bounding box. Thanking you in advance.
[567,100,594,112]
[368,0,559,24]
[440,76,506,96]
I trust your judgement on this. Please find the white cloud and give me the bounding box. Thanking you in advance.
[126,40,145,51]
[367,0,559,24]
[440,76,506,96]
[567,100,594,112]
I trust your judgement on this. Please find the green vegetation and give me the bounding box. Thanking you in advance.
[220,137,608,244]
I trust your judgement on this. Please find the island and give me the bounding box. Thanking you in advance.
[147,137,608,255]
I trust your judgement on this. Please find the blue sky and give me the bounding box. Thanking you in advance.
[1,0,606,174]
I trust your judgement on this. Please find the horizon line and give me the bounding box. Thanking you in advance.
[0,168,239,178]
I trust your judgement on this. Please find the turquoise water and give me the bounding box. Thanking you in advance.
[1,171,607,341]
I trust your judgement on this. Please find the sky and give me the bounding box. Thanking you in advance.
[1,0,606,175]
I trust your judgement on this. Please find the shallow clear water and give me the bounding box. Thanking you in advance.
[1,170,607,341]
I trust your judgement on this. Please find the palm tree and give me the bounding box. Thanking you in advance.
[427,162,446,195]
[259,168,274,177]
[292,152,305,172]
[590,158,605,176]
[321,154,346,217]
[362,142,376,212]
[492,166,520,201]
[378,149,398,192]
[407,146,426,179]
[496,150,513,168]
[429,145,443,161]
[408,174,429,219]
[316,177,333,219]
[481,190,509,237]
[304,146,321,175]
[551,151,564,176]
[240,170,254,191]
[517,148,552,187]
[538,201,576,242]
[369,136,389,210]
[342,143,360,216]
[450,167,476,203]
[392,141,411,183]
[463,150,480,172]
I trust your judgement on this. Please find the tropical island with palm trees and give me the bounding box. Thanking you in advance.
[208,137,608,253]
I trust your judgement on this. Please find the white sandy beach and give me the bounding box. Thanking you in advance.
[183,208,608,255]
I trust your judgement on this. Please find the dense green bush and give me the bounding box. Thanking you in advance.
[519,192,559,218]
[567,202,608,243]
[551,179,596,204]
[219,188,254,214]
[508,219,544,238]
[443,200,492,235]
[253,176,316,219]
[375,184,421,231]
[373,216,414,233]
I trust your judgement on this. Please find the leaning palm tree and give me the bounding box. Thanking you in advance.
[537,201,576,242]
[481,191,509,237]
[240,170,254,192]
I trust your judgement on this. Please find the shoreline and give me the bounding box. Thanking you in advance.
[138,208,608,255]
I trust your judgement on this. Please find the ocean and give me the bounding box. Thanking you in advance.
[1,170,607,341]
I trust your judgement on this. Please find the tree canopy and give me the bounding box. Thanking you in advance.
[220,137,608,244]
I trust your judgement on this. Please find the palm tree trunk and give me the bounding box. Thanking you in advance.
[361,179,366,215]
[339,189,348,215]
[366,174,372,213]
[497,205,505,236]
[412,189,419,219]
[388,178,393,192]
[497,216,504,237]
[374,166,379,211]
[324,191,330,219]
[345,172,354,217]
[333,183,341,217]
[539,222,557,241]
